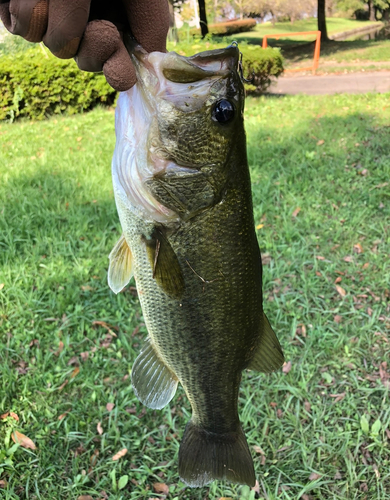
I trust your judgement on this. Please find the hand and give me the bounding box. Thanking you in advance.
[0,0,169,91]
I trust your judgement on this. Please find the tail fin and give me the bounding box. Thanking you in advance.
[178,420,255,488]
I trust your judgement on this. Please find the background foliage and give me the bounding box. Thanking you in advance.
[0,42,283,122]
[0,47,116,122]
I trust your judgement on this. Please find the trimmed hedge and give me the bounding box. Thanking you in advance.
[173,41,284,94]
[191,19,257,36]
[0,47,116,121]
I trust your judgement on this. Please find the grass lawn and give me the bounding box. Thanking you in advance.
[226,18,383,45]
[1,93,390,499]
[172,19,390,75]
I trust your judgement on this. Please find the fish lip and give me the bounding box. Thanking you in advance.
[126,41,240,86]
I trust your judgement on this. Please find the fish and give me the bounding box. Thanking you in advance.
[108,43,284,488]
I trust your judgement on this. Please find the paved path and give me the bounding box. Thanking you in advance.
[269,71,390,95]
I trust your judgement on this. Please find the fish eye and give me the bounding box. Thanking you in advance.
[212,99,234,124]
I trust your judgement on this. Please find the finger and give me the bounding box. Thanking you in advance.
[0,0,48,42]
[76,20,120,73]
[103,42,137,92]
[124,0,169,53]
[43,0,90,58]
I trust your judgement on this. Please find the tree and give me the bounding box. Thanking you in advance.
[318,0,329,41]
[198,0,209,37]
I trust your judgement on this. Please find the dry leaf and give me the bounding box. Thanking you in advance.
[256,223,264,230]
[12,430,36,450]
[334,277,342,284]
[330,392,346,403]
[92,320,118,337]
[90,449,99,467]
[0,480,7,488]
[106,403,115,412]
[0,411,19,421]
[80,352,89,361]
[362,262,370,269]
[251,480,260,494]
[58,411,70,420]
[261,253,272,265]
[334,315,342,323]
[77,496,93,500]
[343,255,353,263]
[153,483,169,495]
[97,422,103,435]
[112,448,128,461]
[55,341,64,356]
[252,445,265,455]
[71,366,80,378]
[282,361,292,374]
[0,283,4,291]
[292,207,301,218]
[58,379,68,391]
[304,401,311,412]
[335,285,346,297]
[353,243,363,254]
[316,256,325,260]
[309,472,322,481]
[317,139,325,146]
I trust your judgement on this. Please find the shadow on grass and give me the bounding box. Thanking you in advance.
[225,34,390,64]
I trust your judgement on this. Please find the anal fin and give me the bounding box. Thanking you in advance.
[248,313,284,373]
[132,338,178,410]
[108,234,133,294]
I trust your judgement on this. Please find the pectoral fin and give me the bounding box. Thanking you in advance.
[132,338,178,410]
[248,314,284,373]
[144,227,185,299]
[108,234,133,294]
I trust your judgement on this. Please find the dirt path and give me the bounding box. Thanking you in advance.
[269,70,390,95]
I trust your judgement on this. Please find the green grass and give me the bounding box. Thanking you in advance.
[172,18,390,75]
[1,94,390,499]
[280,38,390,73]
[223,18,383,45]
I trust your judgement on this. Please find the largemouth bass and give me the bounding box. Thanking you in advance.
[108,44,284,488]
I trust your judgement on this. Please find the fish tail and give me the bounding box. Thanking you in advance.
[178,420,255,488]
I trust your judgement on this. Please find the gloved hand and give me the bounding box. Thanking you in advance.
[0,0,169,91]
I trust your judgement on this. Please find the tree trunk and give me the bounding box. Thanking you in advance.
[198,0,209,38]
[318,0,329,41]
[367,0,374,21]
[168,1,179,43]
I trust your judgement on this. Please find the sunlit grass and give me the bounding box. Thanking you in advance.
[0,94,389,499]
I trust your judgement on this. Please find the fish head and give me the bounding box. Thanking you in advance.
[113,45,245,224]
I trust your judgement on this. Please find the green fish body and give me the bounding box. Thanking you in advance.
[109,45,284,487]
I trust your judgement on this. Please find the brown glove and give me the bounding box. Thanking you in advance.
[0,0,169,91]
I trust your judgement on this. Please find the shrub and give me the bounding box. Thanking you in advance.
[190,18,256,37]
[240,45,284,94]
[0,46,116,121]
[171,40,284,94]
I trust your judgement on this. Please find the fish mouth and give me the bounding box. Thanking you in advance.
[112,44,240,223]
[130,43,240,113]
